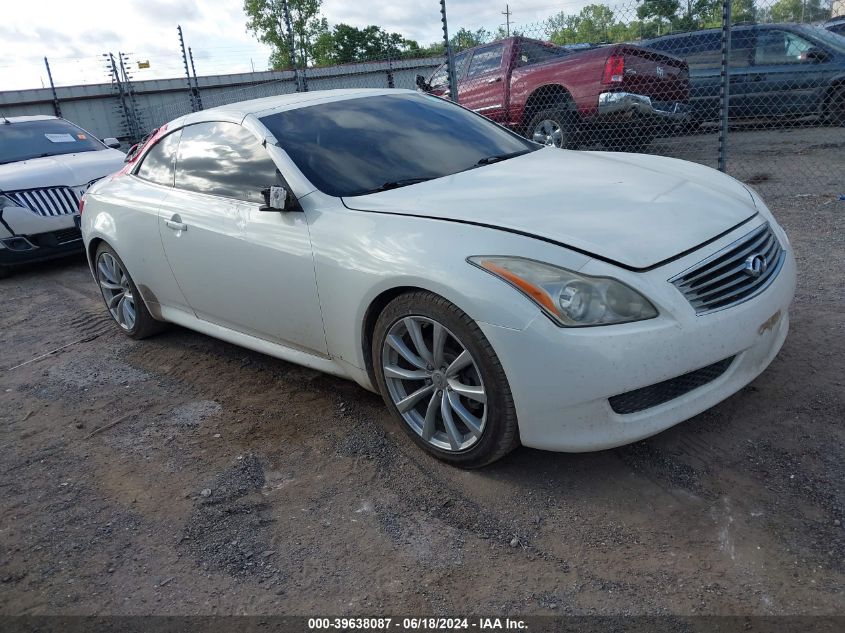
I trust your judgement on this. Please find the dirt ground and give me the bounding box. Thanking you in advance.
[1,127,843,616]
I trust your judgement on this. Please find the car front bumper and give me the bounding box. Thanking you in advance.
[0,208,83,268]
[597,91,690,122]
[479,238,796,452]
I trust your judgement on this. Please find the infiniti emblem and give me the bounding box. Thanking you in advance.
[744,253,768,278]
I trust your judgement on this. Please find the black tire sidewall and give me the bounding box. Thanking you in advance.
[528,106,575,149]
[372,292,519,468]
[830,86,845,126]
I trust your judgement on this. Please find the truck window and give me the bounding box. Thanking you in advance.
[429,51,470,87]
[516,41,569,67]
[467,44,505,77]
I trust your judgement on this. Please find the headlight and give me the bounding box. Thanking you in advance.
[468,256,658,327]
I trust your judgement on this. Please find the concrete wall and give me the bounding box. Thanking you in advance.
[0,57,443,146]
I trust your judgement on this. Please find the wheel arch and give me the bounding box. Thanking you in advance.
[86,236,105,275]
[521,83,576,129]
[823,76,845,111]
[360,285,430,387]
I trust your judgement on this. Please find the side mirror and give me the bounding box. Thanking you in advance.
[124,143,138,162]
[103,137,121,149]
[801,47,830,63]
[415,74,432,93]
[260,185,292,211]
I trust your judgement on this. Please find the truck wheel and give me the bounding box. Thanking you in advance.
[528,107,576,149]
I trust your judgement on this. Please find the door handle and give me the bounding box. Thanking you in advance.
[486,76,502,84]
[165,218,187,232]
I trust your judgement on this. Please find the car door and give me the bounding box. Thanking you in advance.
[747,28,833,117]
[123,128,192,313]
[157,120,328,355]
[459,43,508,121]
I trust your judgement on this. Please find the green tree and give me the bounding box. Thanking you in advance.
[244,0,328,69]
[312,24,421,65]
[636,0,681,34]
[451,27,493,51]
[764,0,829,22]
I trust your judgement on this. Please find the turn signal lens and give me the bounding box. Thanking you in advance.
[468,256,657,327]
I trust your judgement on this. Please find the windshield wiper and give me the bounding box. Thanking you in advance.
[475,149,533,166]
[351,177,434,196]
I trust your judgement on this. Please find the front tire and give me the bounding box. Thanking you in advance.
[94,242,163,339]
[372,291,519,468]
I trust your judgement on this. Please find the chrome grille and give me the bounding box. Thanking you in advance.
[5,186,80,217]
[670,223,785,314]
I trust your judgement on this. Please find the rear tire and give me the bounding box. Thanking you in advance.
[827,85,845,126]
[94,242,164,340]
[372,291,519,468]
[0,265,10,280]
[527,106,577,149]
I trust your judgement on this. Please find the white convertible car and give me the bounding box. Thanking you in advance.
[80,89,795,467]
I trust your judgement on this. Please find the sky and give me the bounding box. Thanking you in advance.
[0,0,599,91]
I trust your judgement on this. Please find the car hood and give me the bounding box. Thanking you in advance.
[0,149,125,192]
[342,147,757,270]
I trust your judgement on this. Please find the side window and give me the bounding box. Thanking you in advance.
[174,121,278,204]
[684,33,722,70]
[730,31,754,68]
[755,30,815,65]
[517,41,566,66]
[135,130,181,187]
[429,64,448,87]
[430,52,470,86]
[454,51,471,80]
[467,44,504,77]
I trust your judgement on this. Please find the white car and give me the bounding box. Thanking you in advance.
[80,89,795,467]
[0,115,124,277]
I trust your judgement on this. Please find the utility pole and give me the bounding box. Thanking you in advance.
[502,4,512,37]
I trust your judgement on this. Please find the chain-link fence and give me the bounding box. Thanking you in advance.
[10,0,840,200]
[423,0,844,200]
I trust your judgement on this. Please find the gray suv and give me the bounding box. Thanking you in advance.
[642,23,845,126]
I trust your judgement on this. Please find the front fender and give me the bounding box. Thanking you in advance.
[304,194,592,372]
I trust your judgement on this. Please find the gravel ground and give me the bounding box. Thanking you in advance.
[0,126,843,616]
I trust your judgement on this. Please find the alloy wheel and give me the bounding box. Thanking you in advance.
[381,316,487,452]
[532,119,563,147]
[96,252,137,331]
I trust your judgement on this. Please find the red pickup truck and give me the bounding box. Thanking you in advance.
[418,36,690,151]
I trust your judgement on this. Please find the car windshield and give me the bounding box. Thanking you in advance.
[259,93,537,197]
[0,119,105,165]
[798,24,845,53]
